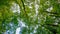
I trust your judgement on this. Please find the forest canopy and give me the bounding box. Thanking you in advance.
[0,0,60,34]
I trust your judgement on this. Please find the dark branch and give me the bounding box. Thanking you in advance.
[21,0,28,17]
[41,24,58,34]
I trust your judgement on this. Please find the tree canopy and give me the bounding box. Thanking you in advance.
[0,0,60,34]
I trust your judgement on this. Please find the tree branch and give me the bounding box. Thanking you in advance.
[21,0,28,17]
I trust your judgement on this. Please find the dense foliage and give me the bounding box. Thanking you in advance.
[0,0,60,34]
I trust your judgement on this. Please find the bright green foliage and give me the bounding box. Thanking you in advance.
[0,0,14,33]
[0,0,60,34]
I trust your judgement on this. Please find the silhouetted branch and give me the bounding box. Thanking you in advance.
[41,24,58,34]
[21,0,28,17]
[43,11,60,17]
